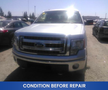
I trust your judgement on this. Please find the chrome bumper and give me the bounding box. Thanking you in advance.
[13,48,86,72]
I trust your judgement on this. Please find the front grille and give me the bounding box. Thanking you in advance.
[19,36,66,56]
[23,42,64,48]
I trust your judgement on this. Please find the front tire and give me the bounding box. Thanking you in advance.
[9,37,14,47]
[97,32,101,40]
[77,59,87,75]
[11,37,14,47]
[77,67,86,75]
[17,59,29,69]
[92,29,95,36]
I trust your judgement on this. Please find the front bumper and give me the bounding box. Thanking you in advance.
[100,34,108,38]
[13,47,86,72]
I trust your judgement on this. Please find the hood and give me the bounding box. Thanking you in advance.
[16,23,84,35]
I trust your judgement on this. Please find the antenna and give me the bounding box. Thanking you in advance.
[95,12,96,16]
[28,0,29,15]
[34,6,36,17]
[105,13,107,19]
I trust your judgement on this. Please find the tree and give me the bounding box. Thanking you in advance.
[4,14,7,18]
[0,7,4,16]
[31,13,35,19]
[23,12,28,19]
[29,13,32,18]
[7,11,12,18]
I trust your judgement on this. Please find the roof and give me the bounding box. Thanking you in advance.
[0,20,12,22]
[12,16,23,18]
[0,20,22,22]
[44,9,79,12]
[105,19,108,21]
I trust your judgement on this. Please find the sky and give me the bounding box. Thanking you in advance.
[0,0,108,18]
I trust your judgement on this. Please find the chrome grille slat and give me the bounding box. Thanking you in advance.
[22,49,60,56]
[45,44,63,48]
[23,45,62,51]
[24,36,61,40]
[23,42,64,48]
[23,39,63,44]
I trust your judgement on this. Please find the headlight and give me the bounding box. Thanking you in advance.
[13,35,19,50]
[70,39,84,55]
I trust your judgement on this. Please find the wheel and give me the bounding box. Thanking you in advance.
[77,59,87,75]
[96,32,101,40]
[77,67,86,75]
[9,37,14,47]
[17,59,29,69]
[11,37,14,47]
[92,29,95,36]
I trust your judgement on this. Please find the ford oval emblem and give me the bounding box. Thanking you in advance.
[34,42,45,48]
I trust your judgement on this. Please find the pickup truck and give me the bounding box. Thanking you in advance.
[92,19,108,40]
[13,9,87,74]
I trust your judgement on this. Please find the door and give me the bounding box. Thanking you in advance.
[13,22,23,30]
[20,22,29,27]
[5,22,23,43]
[95,21,100,30]
[94,21,101,34]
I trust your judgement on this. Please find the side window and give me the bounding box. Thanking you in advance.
[6,23,14,28]
[96,21,99,25]
[98,21,101,25]
[21,22,28,27]
[13,22,22,28]
[100,21,103,26]
[96,21,101,26]
[37,12,47,22]
[103,21,108,26]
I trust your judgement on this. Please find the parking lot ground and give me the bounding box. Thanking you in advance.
[0,25,108,81]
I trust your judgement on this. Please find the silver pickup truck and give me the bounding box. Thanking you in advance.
[13,9,87,74]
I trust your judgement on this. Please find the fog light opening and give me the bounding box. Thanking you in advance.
[14,57,17,61]
[73,64,79,69]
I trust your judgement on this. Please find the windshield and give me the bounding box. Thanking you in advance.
[0,21,10,27]
[34,11,82,23]
[104,21,108,26]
